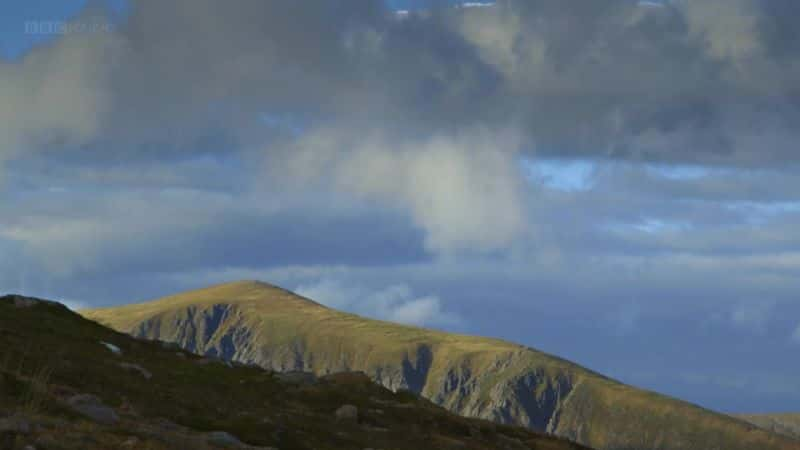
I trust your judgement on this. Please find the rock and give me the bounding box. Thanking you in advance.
[118,362,152,380]
[0,415,30,450]
[120,437,140,449]
[206,431,244,448]
[118,398,140,417]
[22,445,36,450]
[100,341,122,356]
[134,423,205,449]
[0,415,31,434]
[335,404,358,423]
[28,416,68,432]
[66,394,119,425]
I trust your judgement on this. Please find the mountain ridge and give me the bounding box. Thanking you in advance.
[1,293,592,450]
[83,281,800,450]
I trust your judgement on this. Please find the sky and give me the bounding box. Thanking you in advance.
[1,0,799,413]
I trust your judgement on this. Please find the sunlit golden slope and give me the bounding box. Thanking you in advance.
[84,281,800,450]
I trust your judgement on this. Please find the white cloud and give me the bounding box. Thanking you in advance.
[61,299,90,311]
[0,27,121,178]
[459,2,495,9]
[276,127,527,254]
[0,189,242,276]
[387,295,451,327]
[294,279,462,328]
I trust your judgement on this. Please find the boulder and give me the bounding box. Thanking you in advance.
[206,431,244,448]
[99,341,122,356]
[0,415,31,434]
[0,415,30,450]
[65,394,119,425]
[335,404,358,423]
[120,437,140,449]
[118,362,152,380]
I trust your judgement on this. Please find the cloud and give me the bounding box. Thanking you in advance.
[61,299,90,311]
[0,188,428,277]
[4,0,800,183]
[274,126,526,253]
[677,0,763,62]
[0,21,121,178]
[449,0,800,165]
[2,0,800,264]
[295,279,462,327]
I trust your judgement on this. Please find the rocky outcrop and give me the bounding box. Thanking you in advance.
[64,394,119,425]
[129,307,575,434]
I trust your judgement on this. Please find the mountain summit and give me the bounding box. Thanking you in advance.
[84,281,800,450]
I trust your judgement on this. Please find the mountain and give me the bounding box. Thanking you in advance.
[0,293,591,450]
[738,414,800,441]
[83,281,800,450]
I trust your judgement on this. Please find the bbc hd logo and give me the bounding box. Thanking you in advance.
[25,19,114,36]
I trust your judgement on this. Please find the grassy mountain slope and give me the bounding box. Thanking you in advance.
[738,414,800,441]
[0,293,591,450]
[84,281,800,450]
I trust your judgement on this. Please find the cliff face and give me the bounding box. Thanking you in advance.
[83,281,800,450]
[128,308,576,432]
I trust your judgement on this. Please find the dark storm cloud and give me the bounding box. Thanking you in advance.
[449,0,800,164]
[2,0,798,253]
[4,0,799,169]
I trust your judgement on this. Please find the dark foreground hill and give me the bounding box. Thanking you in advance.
[84,281,800,450]
[0,294,591,450]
